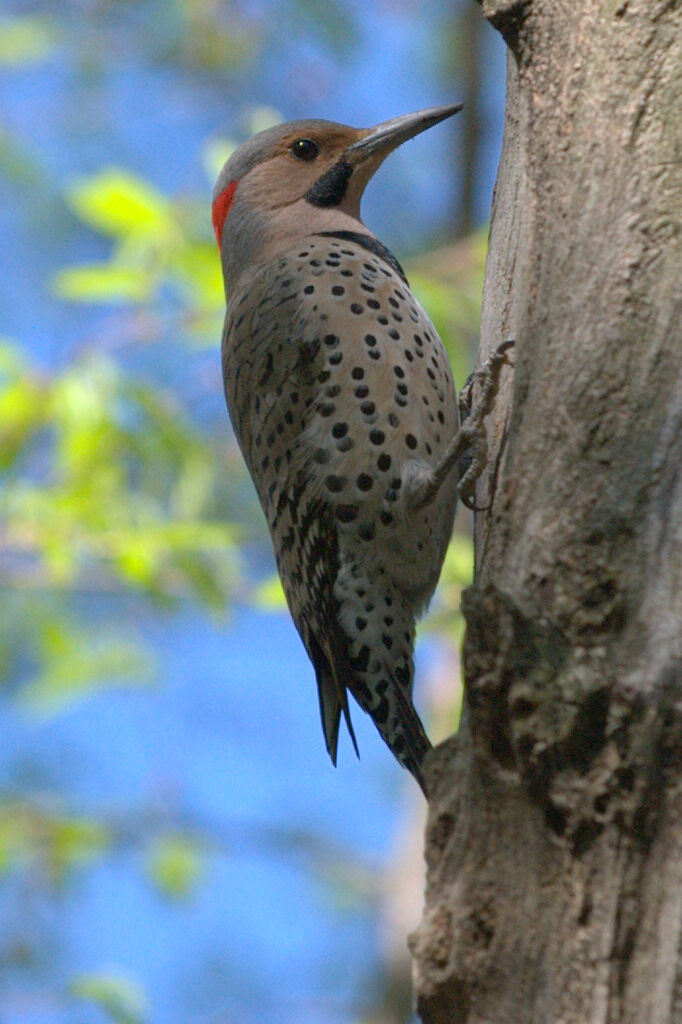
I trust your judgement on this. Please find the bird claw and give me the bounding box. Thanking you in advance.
[456,339,514,507]
[408,339,514,512]
[459,490,490,513]
[458,338,515,423]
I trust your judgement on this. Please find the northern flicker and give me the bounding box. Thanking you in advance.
[213,104,491,793]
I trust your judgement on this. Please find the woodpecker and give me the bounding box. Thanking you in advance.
[214,105,474,793]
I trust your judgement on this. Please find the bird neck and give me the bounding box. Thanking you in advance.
[220,195,373,302]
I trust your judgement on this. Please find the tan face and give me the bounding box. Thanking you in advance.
[212,121,384,248]
[237,125,364,211]
[214,105,461,233]
[212,106,462,271]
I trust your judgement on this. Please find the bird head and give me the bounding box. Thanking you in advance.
[212,104,462,297]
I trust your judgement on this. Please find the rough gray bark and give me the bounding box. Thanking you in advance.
[411,2,682,1022]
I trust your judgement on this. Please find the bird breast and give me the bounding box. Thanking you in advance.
[223,234,459,602]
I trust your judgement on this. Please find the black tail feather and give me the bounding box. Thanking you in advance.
[310,631,359,765]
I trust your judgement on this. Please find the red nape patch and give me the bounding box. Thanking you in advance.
[212,180,238,246]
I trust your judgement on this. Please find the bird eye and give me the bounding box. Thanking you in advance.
[291,138,319,161]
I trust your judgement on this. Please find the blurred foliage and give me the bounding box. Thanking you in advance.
[0,15,56,66]
[422,534,473,641]
[55,167,225,341]
[0,339,239,610]
[408,229,488,383]
[70,972,148,1024]
[0,797,109,886]
[252,571,287,611]
[1,40,243,1002]
[147,833,205,899]
[0,4,490,1020]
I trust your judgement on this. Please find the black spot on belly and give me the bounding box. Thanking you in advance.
[326,475,346,493]
[336,504,359,522]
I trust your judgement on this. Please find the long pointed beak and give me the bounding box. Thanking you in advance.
[346,103,462,165]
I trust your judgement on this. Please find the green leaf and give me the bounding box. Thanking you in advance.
[170,241,224,307]
[20,622,154,717]
[252,574,286,611]
[421,534,473,638]
[441,534,474,585]
[66,169,172,239]
[53,263,153,303]
[49,817,110,880]
[71,972,147,1024]
[148,835,204,899]
[169,550,226,610]
[115,540,161,587]
[0,800,111,883]
[0,340,43,465]
[0,16,55,65]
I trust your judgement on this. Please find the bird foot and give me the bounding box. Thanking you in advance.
[410,339,514,511]
[457,339,514,510]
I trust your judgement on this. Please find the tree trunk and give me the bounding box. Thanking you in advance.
[411,2,682,1022]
